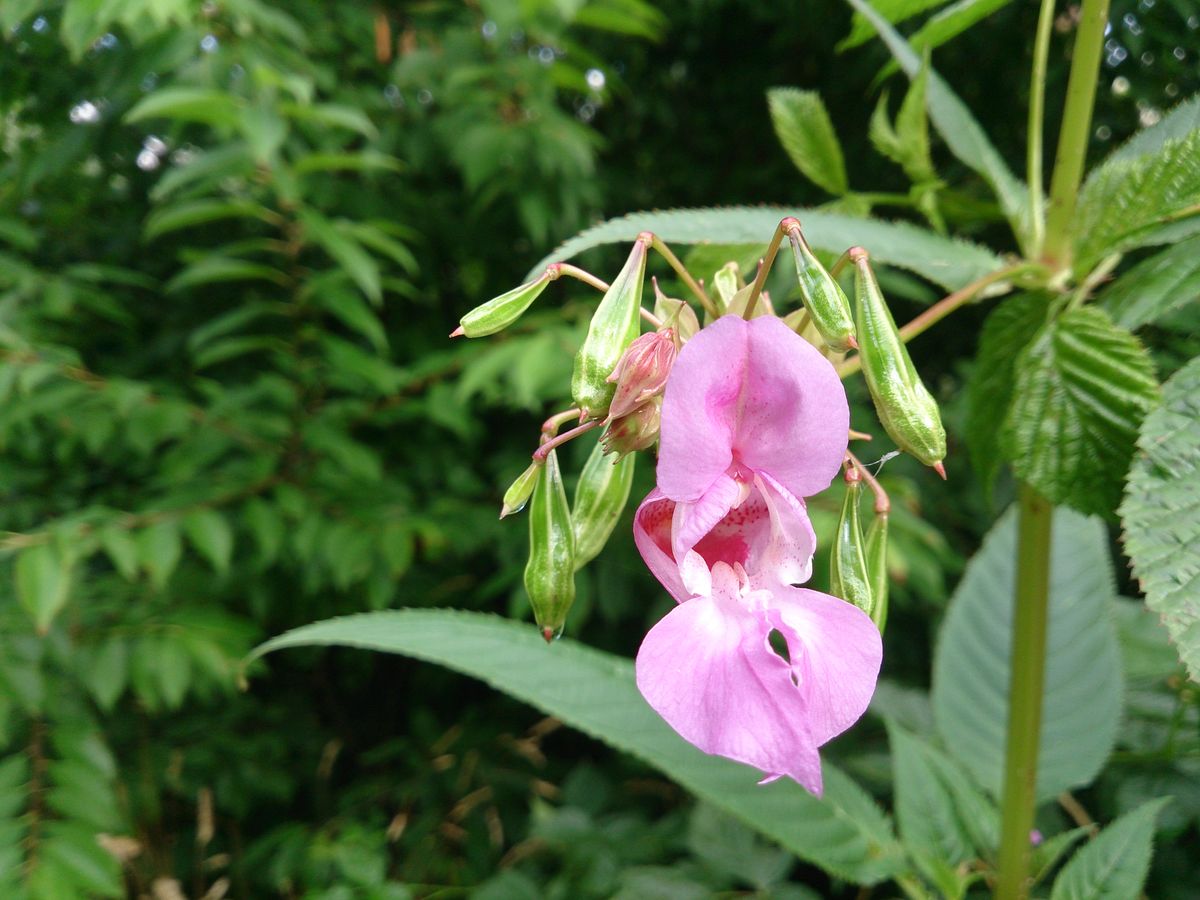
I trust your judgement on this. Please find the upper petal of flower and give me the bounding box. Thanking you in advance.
[768,586,882,745]
[634,564,825,793]
[657,315,849,502]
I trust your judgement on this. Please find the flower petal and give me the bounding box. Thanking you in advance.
[635,571,825,793]
[769,587,882,746]
[656,315,848,503]
[632,489,689,603]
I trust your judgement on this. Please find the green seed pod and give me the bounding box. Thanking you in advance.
[865,512,889,633]
[852,248,946,471]
[455,270,552,338]
[524,448,576,641]
[571,235,650,419]
[499,460,543,519]
[572,441,636,571]
[829,475,874,616]
[787,228,856,352]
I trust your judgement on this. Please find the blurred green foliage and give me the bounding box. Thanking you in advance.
[0,0,1196,897]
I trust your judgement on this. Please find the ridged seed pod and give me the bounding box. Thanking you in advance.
[787,227,856,352]
[830,474,874,616]
[524,448,576,641]
[571,441,636,571]
[455,271,552,338]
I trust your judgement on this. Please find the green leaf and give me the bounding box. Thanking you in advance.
[840,0,948,50]
[1073,131,1200,273]
[125,87,244,127]
[1002,307,1160,516]
[39,822,123,897]
[686,805,792,889]
[15,543,73,632]
[964,293,1049,495]
[99,526,139,580]
[293,151,404,176]
[182,509,234,574]
[1120,355,1200,682]
[870,64,936,184]
[1049,798,1169,900]
[1106,93,1200,166]
[251,610,907,884]
[166,257,288,293]
[529,206,1003,291]
[1099,235,1200,330]
[766,89,849,195]
[1032,827,1091,886]
[137,521,182,590]
[144,199,273,241]
[280,102,379,139]
[887,722,974,894]
[299,210,382,305]
[932,506,1123,801]
[878,0,1013,78]
[843,0,1029,242]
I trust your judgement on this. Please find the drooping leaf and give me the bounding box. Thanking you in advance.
[165,257,288,293]
[251,609,908,884]
[1099,235,1200,330]
[1073,131,1200,273]
[964,293,1049,495]
[529,206,1003,291]
[299,209,382,305]
[1120,355,1200,682]
[125,87,244,127]
[1002,307,1160,517]
[1049,798,1169,900]
[182,509,234,575]
[15,542,73,632]
[144,199,273,241]
[932,507,1123,801]
[767,89,849,195]
[843,0,1029,242]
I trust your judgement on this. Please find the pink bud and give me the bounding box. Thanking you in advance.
[606,330,677,420]
[601,397,662,457]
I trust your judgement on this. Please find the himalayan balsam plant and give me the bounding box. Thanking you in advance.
[255,0,1200,896]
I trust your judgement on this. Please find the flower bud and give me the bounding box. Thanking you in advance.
[851,248,946,470]
[571,235,650,419]
[830,473,874,616]
[524,448,576,641]
[454,271,552,338]
[788,228,856,352]
[600,397,661,457]
[606,330,677,419]
[572,441,636,570]
[499,459,543,518]
[652,281,699,346]
[865,512,889,632]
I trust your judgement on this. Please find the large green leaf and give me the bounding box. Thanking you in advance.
[767,89,849,195]
[251,609,907,884]
[1049,798,1168,900]
[1120,355,1200,682]
[964,293,1049,496]
[1001,307,1160,517]
[843,0,1029,243]
[932,507,1123,801]
[1073,131,1200,273]
[528,207,1003,291]
[1106,93,1200,165]
[1099,235,1200,330]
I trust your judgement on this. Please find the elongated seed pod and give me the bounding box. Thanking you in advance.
[852,248,946,469]
[865,512,889,632]
[830,475,874,616]
[499,460,543,518]
[788,228,856,352]
[456,271,552,338]
[524,448,576,641]
[571,442,636,570]
[571,236,650,418]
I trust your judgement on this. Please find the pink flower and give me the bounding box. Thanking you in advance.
[632,315,881,794]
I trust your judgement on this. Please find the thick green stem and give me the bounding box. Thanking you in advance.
[1042,0,1111,266]
[995,484,1054,900]
[1026,0,1056,257]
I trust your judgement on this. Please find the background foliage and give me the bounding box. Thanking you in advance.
[0,0,1197,897]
